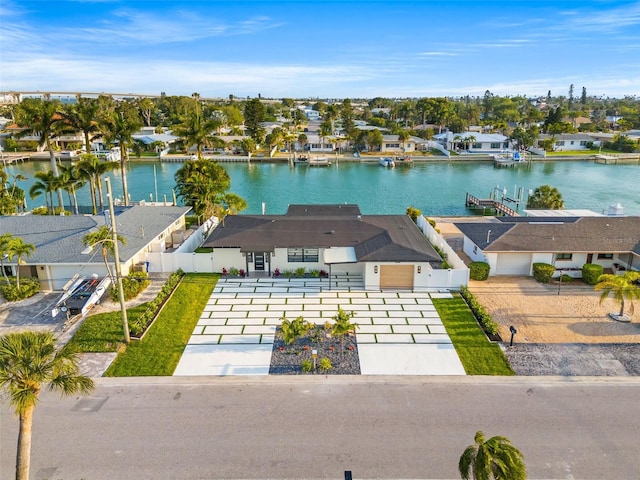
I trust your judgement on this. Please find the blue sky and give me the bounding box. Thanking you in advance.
[1,0,639,99]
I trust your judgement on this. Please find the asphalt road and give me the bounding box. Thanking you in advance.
[1,376,639,480]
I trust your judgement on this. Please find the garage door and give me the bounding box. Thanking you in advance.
[380,265,414,289]
[496,253,532,275]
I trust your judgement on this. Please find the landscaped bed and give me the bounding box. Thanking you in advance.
[269,325,360,375]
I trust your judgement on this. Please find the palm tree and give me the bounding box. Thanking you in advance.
[82,226,126,284]
[0,331,94,480]
[526,185,565,210]
[6,237,35,289]
[28,170,57,214]
[174,159,233,219]
[398,130,410,152]
[61,98,103,155]
[58,163,86,215]
[101,101,143,206]
[594,272,640,321]
[13,98,71,208]
[77,154,119,214]
[172,97,221,158]
[458,430,526,480]
[0,233,13,285]
[331,307,358,358]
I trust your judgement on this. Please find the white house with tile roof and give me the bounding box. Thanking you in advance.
[1,205,191,290]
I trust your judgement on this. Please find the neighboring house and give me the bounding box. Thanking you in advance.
[455,216,640,277]
[433,132,511,154]
[379,135,428,153]
[202,204,446,290]
[0,205,192,290]
[4,122,86,151]
[538,133,593,151]
[132,127,179,151]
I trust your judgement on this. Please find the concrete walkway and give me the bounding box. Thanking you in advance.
[174,276,465,376]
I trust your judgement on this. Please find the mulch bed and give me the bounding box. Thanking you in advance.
[269,326,360,375]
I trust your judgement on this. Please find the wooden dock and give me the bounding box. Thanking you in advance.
[594,154,640,164]
[465,193,520,217]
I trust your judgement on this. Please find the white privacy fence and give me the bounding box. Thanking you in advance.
[417,216,469,289]
[146,218,218,273]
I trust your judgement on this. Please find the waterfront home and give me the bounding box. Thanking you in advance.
[202,204,448,290]
[455,216,640,277]
[380,135,430,153]
[433,132,511,154]
[537,133,594,151]
[0,205,191,290]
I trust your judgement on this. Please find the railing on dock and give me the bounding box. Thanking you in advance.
[465,193,520,217]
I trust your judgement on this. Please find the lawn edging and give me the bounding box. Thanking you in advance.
[433,295,514,376]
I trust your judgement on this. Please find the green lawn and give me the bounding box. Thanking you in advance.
[544,149,619,156]
[104,273,218,376]
[64,304,149,353]
[433,296,514,375]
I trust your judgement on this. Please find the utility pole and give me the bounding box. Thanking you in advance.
[105,177,130,344]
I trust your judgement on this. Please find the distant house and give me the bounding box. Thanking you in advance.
[538,133,593,151]
[0,205,192,290]
[379,135,429,153]
[433,132,511,154]
[202,204,450,290]
[455,216,640,277]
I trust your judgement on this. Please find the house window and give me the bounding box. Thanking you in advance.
[597,253,613,259]
[490,143,501,149]
[556,253,572,260]
[473,143,481,149]
[570,140,575,145]
[385,143,400,148]
[556,141,565,146]
[473,245,478,254]
[580,141,587,146]
[287,248,319,262]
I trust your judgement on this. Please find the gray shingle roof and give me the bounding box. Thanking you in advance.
[1,205,191,264]
[456,217,640,253]
[204,205,441,263]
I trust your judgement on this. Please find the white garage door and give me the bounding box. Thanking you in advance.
[496,254,532,275]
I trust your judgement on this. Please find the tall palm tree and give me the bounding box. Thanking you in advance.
[0,233,13,285]
[13,98,71,208]
[175,159,232,219]
[594,272,640,320]
[0,331,94,480]
[173,97,222,158]
[76,154,119,214]
[28,170,58,214]
[459,430,526,480]
[526,185,565,210]
[61,98,103,155]
[58,163,86,215]
[6,237,35,289]
[101,101,143,206]
[82,226,126,284]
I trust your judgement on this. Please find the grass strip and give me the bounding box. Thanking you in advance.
[104,273,218,376]
[433,295,514,376]
[64,304,149,353]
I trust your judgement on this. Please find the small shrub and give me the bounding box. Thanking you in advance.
[532,263,555,283]
[31,206,49,215]
[280,315,312,345]
[238,268,245,277]
[0,277,40,301]
[273,268,281,277]
[228,267,239,276]
[459,286,499,336]
[469,261,490,281]
[560,274,573,283]
[295,267,306,277]
[221,268,228,275]
[301,359,314,372]
[283,269,294,278]
[406,206,422,223]
[309,269,320,277]
[582,263,604,285]
[110,271,150,302]
[128,270,183,337]
[319,269,328,277]
[318,357,332,371]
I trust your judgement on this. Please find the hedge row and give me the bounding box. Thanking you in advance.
[459,286,499,336]
[129,270,184,337]
[469,261,490,281]
[582,264,604,285]
[110,271,151,302]
[0,277,40,301]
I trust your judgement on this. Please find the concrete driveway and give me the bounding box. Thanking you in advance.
[174,276,465,376]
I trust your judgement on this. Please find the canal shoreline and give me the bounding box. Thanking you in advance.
[5,151,639,165]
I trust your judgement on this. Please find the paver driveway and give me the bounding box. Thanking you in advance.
[174,276,465,376]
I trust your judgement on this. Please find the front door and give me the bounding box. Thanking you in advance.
[254,252,265,271]
[586,253,593,264]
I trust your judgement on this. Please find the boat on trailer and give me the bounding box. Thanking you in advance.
[53,274,111,317]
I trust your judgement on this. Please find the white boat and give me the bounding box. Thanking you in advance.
[51,274,84,317]
[379,157,395,167]
[61,274,111,316]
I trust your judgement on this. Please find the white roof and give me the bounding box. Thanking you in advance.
[323,247,357,264]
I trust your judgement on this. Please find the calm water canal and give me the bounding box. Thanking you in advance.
[6,159,640,216]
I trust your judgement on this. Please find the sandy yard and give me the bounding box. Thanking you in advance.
[468,276,640,343]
